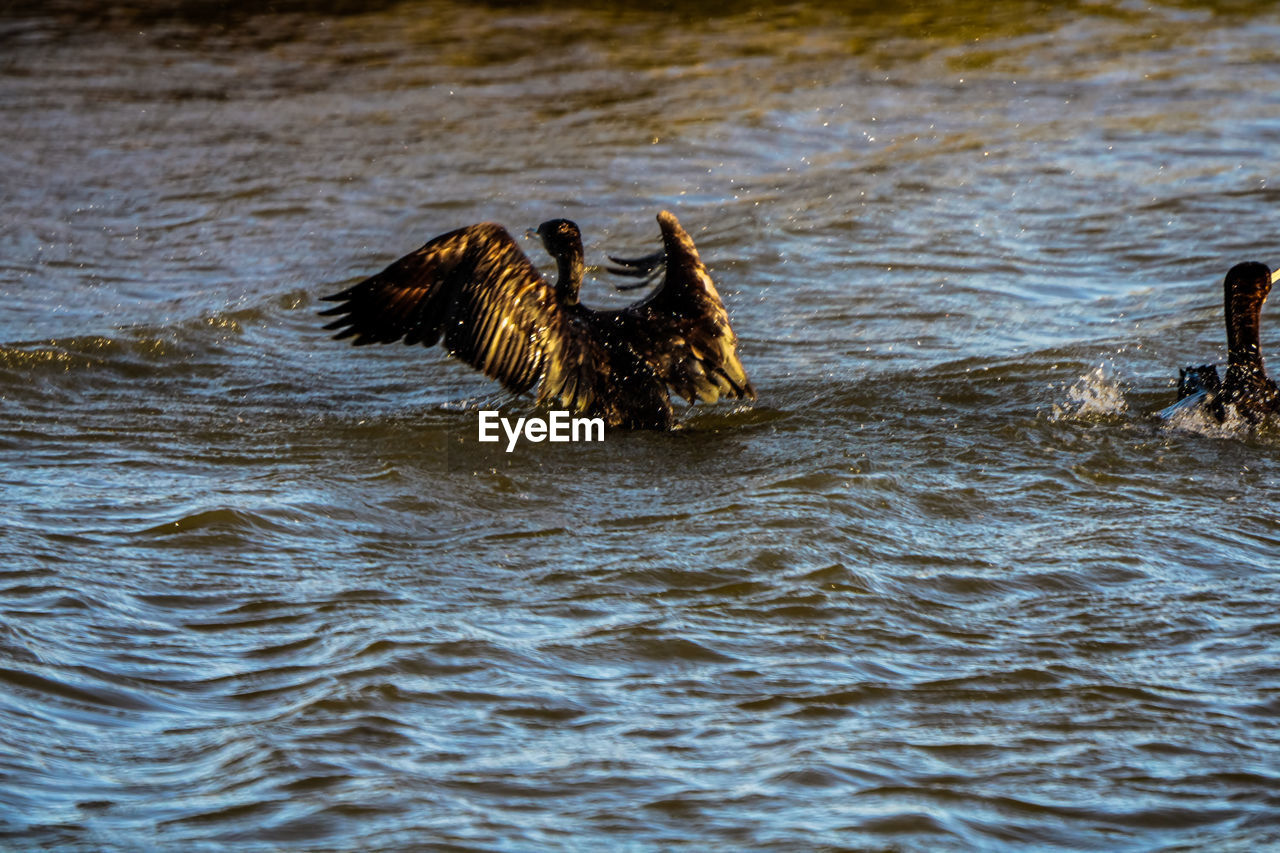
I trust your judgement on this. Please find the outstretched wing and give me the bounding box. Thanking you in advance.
[321,223,569,396]
[615,210,755,405]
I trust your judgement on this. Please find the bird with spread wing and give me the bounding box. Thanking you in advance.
[320,210,754,429]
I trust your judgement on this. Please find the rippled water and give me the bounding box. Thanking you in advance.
[4,2,1280,850]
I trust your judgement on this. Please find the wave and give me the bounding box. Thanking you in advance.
[0,290,322,409]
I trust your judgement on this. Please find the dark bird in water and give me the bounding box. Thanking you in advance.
[1170,261,1280,423]
[320,210,754,429]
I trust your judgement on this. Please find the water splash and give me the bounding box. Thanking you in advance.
[1158,392,1270,440]
[1051,364,1128,421]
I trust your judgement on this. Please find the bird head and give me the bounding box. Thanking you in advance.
[530,219,585,303]
[532,219,582,259]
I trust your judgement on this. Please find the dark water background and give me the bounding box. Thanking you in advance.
[4,2,1280,850]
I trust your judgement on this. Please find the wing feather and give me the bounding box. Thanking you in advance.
[617,211,755,405]
[321,223,568,395]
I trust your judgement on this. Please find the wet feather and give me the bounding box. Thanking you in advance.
[320,211,754,429]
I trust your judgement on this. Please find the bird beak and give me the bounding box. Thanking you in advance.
[525,227,538,240]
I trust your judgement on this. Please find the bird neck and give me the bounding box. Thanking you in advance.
[1226,295,1265,371]
[554,248,585,305]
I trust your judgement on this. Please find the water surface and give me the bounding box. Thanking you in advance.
[3,2,1280,850]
